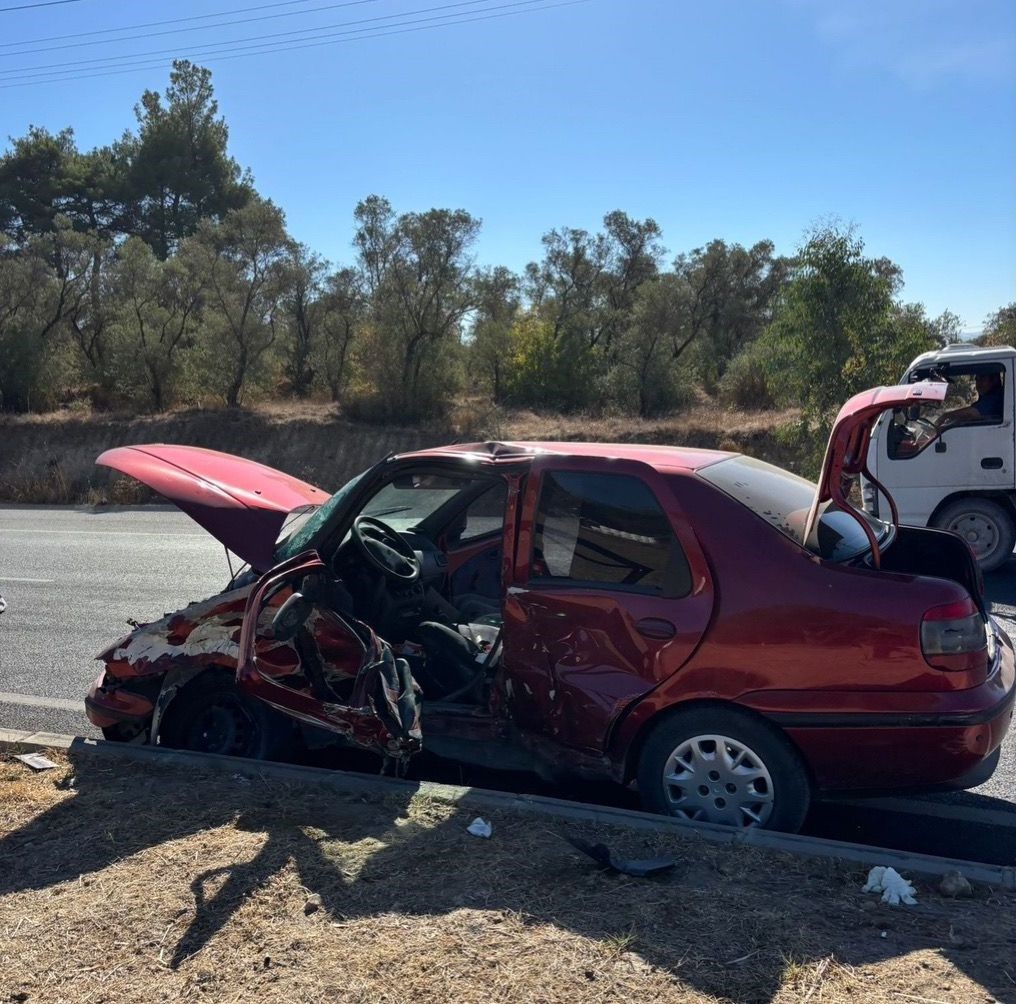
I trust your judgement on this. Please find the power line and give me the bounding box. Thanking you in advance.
[0,0,83,10]
[2,0,387,57]
[0,0,590,88]
[0,0,543,77]
[2,0,354,46]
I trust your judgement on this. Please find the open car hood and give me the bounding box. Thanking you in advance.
[97,444,327,571]
[803,381,947,549]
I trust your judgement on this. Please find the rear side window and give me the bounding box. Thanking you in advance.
[698,455,889,562]
[530,471,690,596]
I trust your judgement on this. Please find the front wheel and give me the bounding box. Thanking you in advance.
[636,707,811,832]
[157,672,292,761]
[933,497,1015,573]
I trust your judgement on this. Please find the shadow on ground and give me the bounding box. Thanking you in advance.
[1,751,1014,1003]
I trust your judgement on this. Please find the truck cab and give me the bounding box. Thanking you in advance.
[864,343,1016,572]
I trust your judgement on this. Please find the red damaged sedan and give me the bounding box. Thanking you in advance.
[86,381,1015,832]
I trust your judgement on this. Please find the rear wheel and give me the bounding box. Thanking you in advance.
[933,497,1015,573]
[636,707,811,832]
[157,672,291,761]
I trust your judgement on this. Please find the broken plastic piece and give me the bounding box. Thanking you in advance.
[467,817,492,838]
[14,753,58,771]
[862,865,917,906]
[564,834,677,878]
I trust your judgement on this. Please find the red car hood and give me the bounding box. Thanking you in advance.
[97,444,327,571]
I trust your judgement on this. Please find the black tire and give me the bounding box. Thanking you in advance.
[157,672,292,761]
[101,721,146,743]
[636,706,811,833]
[933,497,1015,573]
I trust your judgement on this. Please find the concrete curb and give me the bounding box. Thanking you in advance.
[3,728,1014,890]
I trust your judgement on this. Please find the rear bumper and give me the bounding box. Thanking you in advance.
[764,629,1016,794]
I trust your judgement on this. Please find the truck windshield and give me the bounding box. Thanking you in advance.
[698,455,892,562]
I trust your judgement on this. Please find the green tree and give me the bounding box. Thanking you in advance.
[108,237,202,410]
[979,303,1016,347]
[673,239,787,389]
[613,273,690,416]
[469,265,520,401]
[182,199,293,407]
[353,195,479,418]
[280,244,327,398]
[313,267,365,403]
[0,127,131,245]
[522,211,664,409]
[129,61,252,259]
[0,238,56,410]
[757,224,937,431]
[0,127,80,242]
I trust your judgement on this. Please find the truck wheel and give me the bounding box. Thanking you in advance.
[157,672,292,761]
[636,707,811,833]
[933,498,1015,573]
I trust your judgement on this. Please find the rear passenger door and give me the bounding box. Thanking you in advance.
[500,457,713,754]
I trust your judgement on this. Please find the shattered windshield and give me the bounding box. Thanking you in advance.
[698,455,891,563]
[273,471,366,561]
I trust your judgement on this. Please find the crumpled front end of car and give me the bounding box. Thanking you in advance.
[85,587,252,737]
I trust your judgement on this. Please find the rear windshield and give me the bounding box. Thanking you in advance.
[698,455,891,562]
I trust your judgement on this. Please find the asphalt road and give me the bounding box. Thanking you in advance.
[0,506,227,735]
[1,505,1014,855]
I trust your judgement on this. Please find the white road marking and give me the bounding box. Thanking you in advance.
[1,577,55,584]
[0,691,85,712]
[1,528,204,537]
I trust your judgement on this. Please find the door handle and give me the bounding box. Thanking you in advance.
[981,457,1004,470]
[634,617,676,640]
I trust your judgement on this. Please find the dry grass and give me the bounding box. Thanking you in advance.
[1,751,1013,1004]
[0,398,804,505]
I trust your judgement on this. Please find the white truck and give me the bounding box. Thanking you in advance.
[863,343,1015,572]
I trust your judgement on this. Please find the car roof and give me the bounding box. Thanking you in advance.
[396,440,736,473]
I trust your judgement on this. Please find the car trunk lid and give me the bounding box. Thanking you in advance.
[802,382,948,559]
[97,444,327,571]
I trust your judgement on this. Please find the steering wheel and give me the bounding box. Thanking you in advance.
[351,516,422,583]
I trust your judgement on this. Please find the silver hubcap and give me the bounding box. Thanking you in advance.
[947,513,999,560]
[662,734,774,827]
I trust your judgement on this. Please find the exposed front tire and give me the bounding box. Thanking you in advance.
[157,672,292,761]
[933,497,1015,573]
[636,706,811,833]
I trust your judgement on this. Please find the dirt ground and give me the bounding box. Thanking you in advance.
[1,750,1013,1004]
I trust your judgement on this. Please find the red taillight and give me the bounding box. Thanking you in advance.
[920,598,989,673]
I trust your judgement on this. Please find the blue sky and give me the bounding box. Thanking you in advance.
[1,0,1013,330]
